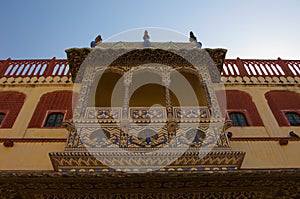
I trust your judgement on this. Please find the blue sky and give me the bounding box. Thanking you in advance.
[1,0,300,59]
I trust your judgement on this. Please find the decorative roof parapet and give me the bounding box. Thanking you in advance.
[0,57,70,78]
[223,58,300,77]
[1,55,299,85]
[0,57,72,84]
[222,58,300,84]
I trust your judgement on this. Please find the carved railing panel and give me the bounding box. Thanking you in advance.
[67,106,230,149]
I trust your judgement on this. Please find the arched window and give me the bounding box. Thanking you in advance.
[28,91,73,128]
[265,91,300,126]
[229,112,248,126]
[0,113,5,126]
[285,112,300,126]
[44,113,64,127]
[0,92,26,128]
[217,90,263,126]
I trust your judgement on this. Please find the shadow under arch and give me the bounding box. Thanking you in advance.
[93,70,124,107]
[128,69,180,107]
[170,69,208,107]
[94,48,210,109]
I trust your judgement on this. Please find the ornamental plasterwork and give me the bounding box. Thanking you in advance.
[50,45,245,172]
[1,170,299,198]
[222,75,300,84]
[73,49,222,120]
[0,76,72,84]
[64,120,230,149]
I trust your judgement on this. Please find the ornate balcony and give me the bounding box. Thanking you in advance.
[49,45,246,172]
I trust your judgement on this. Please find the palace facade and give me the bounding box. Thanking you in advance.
[0,42,299,198]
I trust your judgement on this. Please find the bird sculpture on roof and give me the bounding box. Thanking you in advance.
[90,35,102,48]
[189,31,202,48]
[189,31,197,42]
[143,30,151,47]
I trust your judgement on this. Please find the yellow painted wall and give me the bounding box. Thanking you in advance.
[231,141,300,168]
[0,78,299,170]
[0,84,73,138]
[0,142,65,170]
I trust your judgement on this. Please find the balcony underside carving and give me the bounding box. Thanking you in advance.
[1,170,299,198]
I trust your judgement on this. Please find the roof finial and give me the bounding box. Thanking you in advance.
[189,31,202,48]
[143,30,151,47]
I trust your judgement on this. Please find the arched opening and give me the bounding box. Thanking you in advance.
[170,70,207,107]
[94,71,123,107]
[129,84,179,107]
[129,70,179,107]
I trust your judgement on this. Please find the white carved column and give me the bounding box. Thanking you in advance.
[120,70,133,148]
[162,68,177,147]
